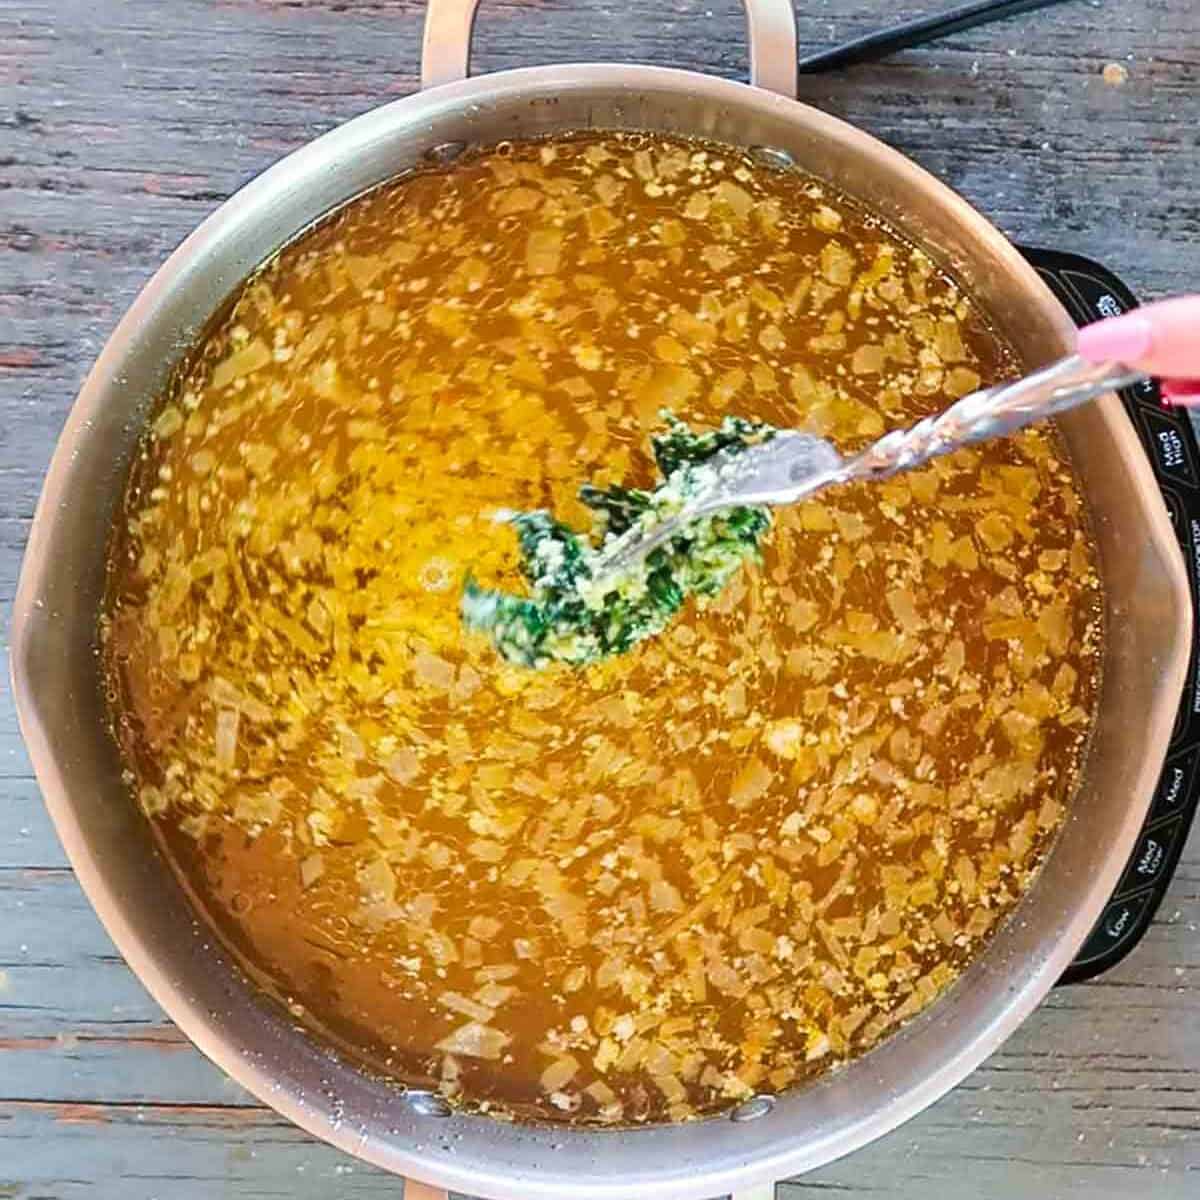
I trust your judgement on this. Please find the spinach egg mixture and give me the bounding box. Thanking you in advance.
[462,413,779,667]
[103,132,1103,1126]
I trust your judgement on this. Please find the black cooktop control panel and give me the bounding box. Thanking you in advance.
[1018,248,1200,984]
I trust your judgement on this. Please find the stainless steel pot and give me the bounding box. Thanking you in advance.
[9,2,1192,1198]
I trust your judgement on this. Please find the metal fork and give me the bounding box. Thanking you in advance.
[593,354,1145,582]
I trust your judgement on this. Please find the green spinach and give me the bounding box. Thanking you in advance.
[461,414,777,667]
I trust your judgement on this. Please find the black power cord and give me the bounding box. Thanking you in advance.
[797,0,1083,74]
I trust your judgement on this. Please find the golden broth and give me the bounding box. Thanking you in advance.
[103,132,1101,1125]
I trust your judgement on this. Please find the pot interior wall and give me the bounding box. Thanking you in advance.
[12,69,1190,1200]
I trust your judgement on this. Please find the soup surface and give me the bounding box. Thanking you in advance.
[104,132,1102,1126]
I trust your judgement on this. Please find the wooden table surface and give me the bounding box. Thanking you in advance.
[2,1,1199,1196]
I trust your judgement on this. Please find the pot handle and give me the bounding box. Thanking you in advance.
[403,1181,449,1200]
[421,0,798,98]
[399,1181,772,1200]
[397,1176,775,1200]
[397,1176,779,1200]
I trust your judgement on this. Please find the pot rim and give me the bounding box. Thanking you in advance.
[11,61,1192,1200]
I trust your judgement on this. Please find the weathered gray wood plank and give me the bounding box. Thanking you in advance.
[2,0,1199,1196]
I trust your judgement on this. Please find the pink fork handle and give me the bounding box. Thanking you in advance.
[1163,377,1200,403]
[1077,294,1200,381]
